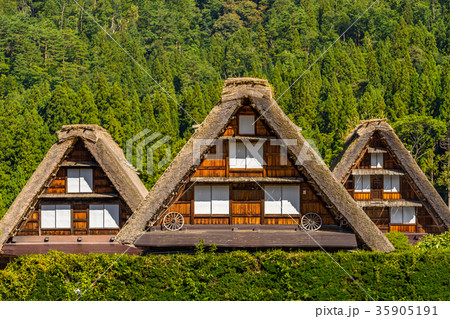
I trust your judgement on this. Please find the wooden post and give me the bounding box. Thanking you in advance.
[261,198,265,225]
[190,199,195,225]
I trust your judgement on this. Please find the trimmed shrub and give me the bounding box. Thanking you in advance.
[385,231,413,251]
[0,249,449,301]
[417,231,450,250]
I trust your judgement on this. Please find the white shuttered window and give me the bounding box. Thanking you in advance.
[41,205,71,229]
[238,115,255,135]
[194,185,230,215]
[354,175,370,192]
[229,142,263,169]
[264,185,300,215]
[384,175,400,192]
[67,168,93,193]
[390,207,416,224]
[89,204,119,228]
[371,153,383,168]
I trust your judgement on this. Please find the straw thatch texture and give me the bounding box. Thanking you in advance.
[117,78,394,252]
[0,125,148,250]
[331,120,450,230]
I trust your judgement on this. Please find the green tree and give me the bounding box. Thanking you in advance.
[45,82,80,133]
[78,83,99,124]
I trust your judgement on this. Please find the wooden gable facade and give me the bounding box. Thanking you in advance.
[0,125,148,256]
[332,120,450,236]
[158,104,338,228]
[118,78,394,252]
[17,139,132,237]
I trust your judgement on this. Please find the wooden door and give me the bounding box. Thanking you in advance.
[371,175,383,199]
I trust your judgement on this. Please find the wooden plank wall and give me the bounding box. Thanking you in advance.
[417,207,442,233]
[17,140,123,236]
[193,108,300,179]
[364,207,389,232]
[162,106,339,226]
[66,140,95,162]
[222,105,270,137]
[17,200,129,236]
[347,134,442,233]
[45,167,116,194]
[355,134,400,170]
[160,182,337,226]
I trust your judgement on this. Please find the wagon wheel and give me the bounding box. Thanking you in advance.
[163,212,184,231]
[301,213,322,231]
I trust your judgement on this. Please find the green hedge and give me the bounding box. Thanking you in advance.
[1,248,449,301]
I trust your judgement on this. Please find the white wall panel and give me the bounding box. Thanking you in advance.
[403,207,416,224]
[104,204,120,228]
[265,185,282,214]
[371,153,383,168]
[390,207,403,224]
[282,185,300,215]
[89,204,104,228]
[55,205,71,228]
[354,175,363,192]
[79,169,93,193]
[41,205,56,229]
[363,175,371,192]
[194,185,212,214]
[211,185,229,215]
[67,169,80,193]
[246,144,263,169]
[391,175,400,193]
[229,142,246,169]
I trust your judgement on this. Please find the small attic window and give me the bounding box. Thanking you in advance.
[67,168,93,193]
[371,153,383,168]
[229,142,263,169]
[238,115,255,135]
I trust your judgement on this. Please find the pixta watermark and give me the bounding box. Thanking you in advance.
[126,129,172,175]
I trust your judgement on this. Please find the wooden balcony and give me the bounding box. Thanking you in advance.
[135,225,358,249]
[350,191,404,201]
[371,189,383,200]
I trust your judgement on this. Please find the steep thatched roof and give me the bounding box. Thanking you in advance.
[0,125,148,249]
[117,78,394,252]
[331,120,450,229]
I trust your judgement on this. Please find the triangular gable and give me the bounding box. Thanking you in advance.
[0,125,148,248]
[331,119,450,230]
[117,78,394,252]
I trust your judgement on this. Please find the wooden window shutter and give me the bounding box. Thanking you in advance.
[282,185,300,215]
[238,115,255,135]
[264,185,282,214]
[211,185,229,215]
[194,185,212,214]
[55,205,71,229]
[104,204,120,228]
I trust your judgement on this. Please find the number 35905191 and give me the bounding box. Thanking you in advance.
[375,306,437,316]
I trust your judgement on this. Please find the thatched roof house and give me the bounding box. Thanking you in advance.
[117,78,394,252]
[331,119,450,235]
[0,125,148,255]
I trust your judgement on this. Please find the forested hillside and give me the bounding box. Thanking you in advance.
[1,0,450,219]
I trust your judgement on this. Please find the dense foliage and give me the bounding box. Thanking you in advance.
[1,0,450,219]
[417,230,450,249]
[0,247,449,301]
[384,231,414,251]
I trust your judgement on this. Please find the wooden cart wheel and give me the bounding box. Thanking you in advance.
[301,213,322,231]
[163,212,184,231]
